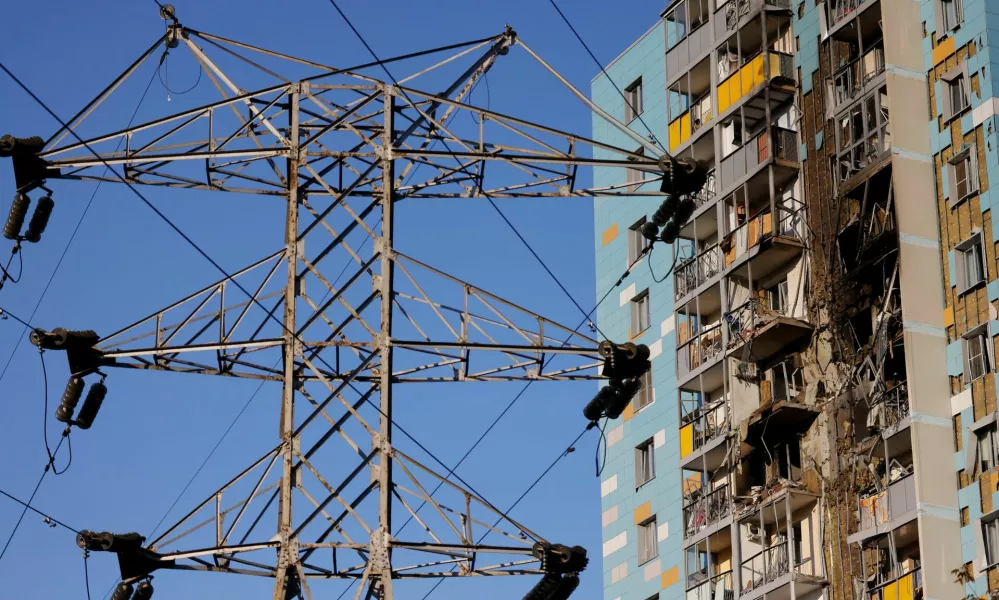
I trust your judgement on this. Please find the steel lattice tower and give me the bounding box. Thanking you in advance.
[11,10,670,599]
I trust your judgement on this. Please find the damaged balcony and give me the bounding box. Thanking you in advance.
[681,397,733,471]
[679,318,727,390]
[826,0,882,44]
[685,528,736,600]
[847,463,917,544]
[854,381,911,441]
[684,476,734,542]
[724,298,813,370]
[856,527,922,600]
[669,56,715,153]
[838,165,896,276]
[718,123,800,194]
[714,0,792,43]
[675,245,724,308]
[736,489,825,600]
[722,197,806,282]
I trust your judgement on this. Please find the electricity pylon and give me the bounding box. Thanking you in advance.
[14,9,669,599]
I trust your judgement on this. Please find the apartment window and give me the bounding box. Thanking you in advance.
[942,67,970,121]
[955,233,986,294]
[985,516,999,566]
[977,424,999,474]
[628,217,649,264]
[835,86,890,183]
[950,145,979,203]
[636,438,656,486]
[625,78,644,123]
[634,369,654,412]
[638,516,659,564]
[941,0,964,32]
[631,290,651,337]
[967,329,991,382]
[766,279,789,314]
[627,147,646,192]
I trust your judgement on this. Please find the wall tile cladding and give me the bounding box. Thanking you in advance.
[592,19,683,600]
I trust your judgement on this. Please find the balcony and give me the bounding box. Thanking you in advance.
[684,484,732,539]
[740,541,824,600]
[867,568,922,600]
[717,52,795,118]
[714,0,792,42]
[866,382,911,436]
[723,198,806,282]
[724,298,812,368]
[687,570,734,600]
[669,92,714,152]
[718,127,799,192]
[678,323,726,390]
[826,0,881,37]
[680,400,731,470]
[831,43,885,115]
[666,0,714,77]
[847,473,917,544]
[675,244,723,303]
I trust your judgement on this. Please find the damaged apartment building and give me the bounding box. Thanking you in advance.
[588,0,999,595]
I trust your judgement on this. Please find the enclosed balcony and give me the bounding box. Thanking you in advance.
[826,0,881,41]
[718,125,799,195]
[834,85,890,188]
[830,39,886,117]
[847,470,917,544]
[666,0,715,78]
[857,528,922,600]
[687,569,735,600]
[680,398,731,470]
[714,0,792,45]
[722,197,806,282]
[686,528,736,600]
[680,167,721,243]
[669,57,715,153]
[724,298,812,369]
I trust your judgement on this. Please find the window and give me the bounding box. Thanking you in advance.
[835,86,890,183]
[638,517,659,564]
[636,438,655,486]
[631,290,651,336]
[967,330,991,381]
[955,233,986,293]
[634,369,654,412]
[625,78,644,123]
[947,74,969,118]
[951,146,979,203]
[767,279,789,314]
[941,0,964,32]
[977,424,999,473]
[627,147,646,192]
[628,217,648,265]
[985,517,999,566]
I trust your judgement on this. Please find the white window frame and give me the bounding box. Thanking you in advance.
[628,217,648,265]
[965,325,992,383]
[949,145,979,205]
[942,66,970,121]
[633,369,654,412]
[979,425,999,474]
[638,516,659,565]
[631,290,651,337]
[985,515,999,566]
[635,438,656,487]
[941,0,964,33]
[955,232,986,294]
[625,78,644,123]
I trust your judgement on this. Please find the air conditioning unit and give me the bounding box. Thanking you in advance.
[747,523,763,543]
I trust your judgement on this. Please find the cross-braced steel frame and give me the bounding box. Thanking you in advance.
[28,15,669,600]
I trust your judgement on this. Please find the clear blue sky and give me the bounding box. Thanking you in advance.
[0,1,664,598]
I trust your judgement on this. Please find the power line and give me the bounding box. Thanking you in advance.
[0,67,159,388]
[0,305,35,330]
[546,0,668,154]
[0,472,79,536]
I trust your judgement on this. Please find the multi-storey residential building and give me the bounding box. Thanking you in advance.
[589,0,988,596]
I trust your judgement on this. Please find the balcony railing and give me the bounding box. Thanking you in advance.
[721,199,804,268]
[679,324,724,376]
[680,400,729,460]
[827,0,860,29]
[741,544,790,595]
[857,472,916,531]
[675,245,723,301]
[832,44,886,108]
[866,382,910,433]
[725,299,785,350]
[669,92,713,151]
[687,570,735,600]
[693,170,718,209]
[684,484,732,537]
[836,122,890,184]
[716,0,792,39]
[718,128,799,189]
[867,567,922,600]
[718,52,795,115]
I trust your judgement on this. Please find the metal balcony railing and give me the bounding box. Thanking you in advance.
[725,299,783,350]
[687,569,735,600]
[866,382,910,433]
[833,44,886,107]
[741,544,790,595]
[679,324,724,374]
[693,170,718,209]
[827,0,860,28]
[721,199,804,268]
[675,245,723,301]
[684,484,732,538]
